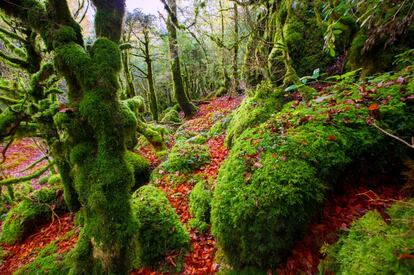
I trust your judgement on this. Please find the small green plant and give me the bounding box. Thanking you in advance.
[189,180,213,233]
[131,185,190,266]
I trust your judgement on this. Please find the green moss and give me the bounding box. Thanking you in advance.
[0,188,57,244]
[47,174,62,186]
[125,151,151,191]
[319,200,414,274]
[162,142,210,173]
[225,82,285,147]
[189,180,213,233]
[161,108,181,124]
[14,243,70,275]
[131,185,189,266]
[212,68,414,269]
[187,134,207,145]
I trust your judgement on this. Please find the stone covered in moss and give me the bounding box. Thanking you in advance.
[212,68,414,269]
[125,151,151,191]
[319,200,414,274]
[1,188,57,244]
[189,180,213,233]
[132,185,189,266]
[161,108,181,124]
[162,141,210,173]
[225,82,284,148]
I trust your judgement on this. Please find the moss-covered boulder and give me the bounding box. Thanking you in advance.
[225,82,285,148]
[161,108,181,124]
[319,200,414,274]
[189,180,213,233]
[132,185,189,266]
[0,188,58,244]
[212,67,414,269]
[125,151,151,191]
[162,141,210,173]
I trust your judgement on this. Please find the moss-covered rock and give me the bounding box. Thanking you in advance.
[161,108,181,124]
[0,188,57,244]
[125,151,151,191]
[212,68,414,269]
[319,200,414,274]
[225,82,285,148]
[131,185,189,266]
[162,142,210,173]
[189,180,213,233]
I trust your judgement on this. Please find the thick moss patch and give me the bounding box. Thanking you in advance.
[319,200,414,274]
[131,185,189,266]
[212,67,414,269]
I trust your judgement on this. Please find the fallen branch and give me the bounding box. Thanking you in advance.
[372,122,414,149]
[0,161,55,186]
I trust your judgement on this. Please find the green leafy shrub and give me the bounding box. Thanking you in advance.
[189,180,213,233]
[212,68,414,269]
[14,243,69,275]
[162,142,210,173]
[125,151,151,191]
[0,188,56,244]
[319,200,414,274]
[132,185,190,266]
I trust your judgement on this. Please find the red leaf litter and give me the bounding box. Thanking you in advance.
[0,138,49,189]
[135,96,240,275]
[277,184,405,274]
[0,214,76,275]
[183,96,242,132]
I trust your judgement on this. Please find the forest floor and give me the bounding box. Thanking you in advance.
[0,95,407,274]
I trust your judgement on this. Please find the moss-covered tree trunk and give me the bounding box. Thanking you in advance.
[0,0,136,273]
[122,48,136,98]
[232,2,240,95]
[143,29,159,121]
[165,0,196,117]
[220,0,230,89]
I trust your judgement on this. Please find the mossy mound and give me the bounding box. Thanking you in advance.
[132,185,189,266]
[14,243,70,275]
[225,82,285,148]
[0,188,58,244]
[212,68,414,269]
[125,151,151,191]
[319,200,414,274]
[189,180,213,233]
[161,108,181,124]
[162,141,210,173]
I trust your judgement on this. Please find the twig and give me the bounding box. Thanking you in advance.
[371,122,414,149]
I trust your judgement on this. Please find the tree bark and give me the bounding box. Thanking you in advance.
[0,1,136,273]
[165,0,196,117]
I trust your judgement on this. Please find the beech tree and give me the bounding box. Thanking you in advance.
[0,0,138,273]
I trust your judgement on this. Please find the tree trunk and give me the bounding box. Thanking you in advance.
[143,29,159,121]
[0,1,136,273]
[220,0,230,89]
[232,2,240,95]
[165,0,196,117]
